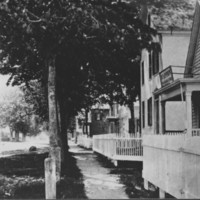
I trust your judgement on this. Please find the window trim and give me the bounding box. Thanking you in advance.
[152,51,159,75]
[142,101,145,128]
[149,51,152,79]
[148,97,153,126]
[142,61,144,85]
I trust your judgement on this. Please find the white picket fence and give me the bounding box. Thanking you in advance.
[93,134,143,161]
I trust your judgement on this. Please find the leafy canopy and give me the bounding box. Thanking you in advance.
[0,0,155,117]
[0,91,41,135]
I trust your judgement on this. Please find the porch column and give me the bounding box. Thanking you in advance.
[159,97,165,135]
[185,92,192,137]
[161,101,166,135]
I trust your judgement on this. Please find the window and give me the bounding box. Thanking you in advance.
[148,14,151,26]
[142,61,144,85]
[110,122,115,133]
[148,98,152,126]
[95,113,101,120]
[149,51,152,79]
[142,101,145,128]
[155,99,159,134]
[152,51,159,75]
[111,105,115,116]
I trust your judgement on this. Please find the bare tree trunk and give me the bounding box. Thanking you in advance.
[58,97,69,162]
[139,96,141,137]
[9,127,13,141]
[15,131,19,142]
[48,56,62,180]
[48,56,59,147]
[85,109,89,136]
[129,102,135,135]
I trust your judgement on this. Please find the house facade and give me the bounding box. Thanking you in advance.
[141,1,200,198]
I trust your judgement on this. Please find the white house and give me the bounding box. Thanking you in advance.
[141,1,200,198]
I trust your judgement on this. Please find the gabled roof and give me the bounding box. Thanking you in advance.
[185,0,200,75]
[138,0,195,31]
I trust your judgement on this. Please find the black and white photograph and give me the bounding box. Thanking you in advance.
[0,0,198,199]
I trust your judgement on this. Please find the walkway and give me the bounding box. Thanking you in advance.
[69,142,129,199]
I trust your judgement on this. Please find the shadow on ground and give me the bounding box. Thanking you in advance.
[0,148,87,199]
[95,153,174,199]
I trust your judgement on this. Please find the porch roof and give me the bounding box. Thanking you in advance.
[153,78,200,101]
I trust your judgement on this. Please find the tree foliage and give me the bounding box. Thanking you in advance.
[0,0,156,153]
[0,91,41,136]
[0,0,154,112]
[21,81,48,121]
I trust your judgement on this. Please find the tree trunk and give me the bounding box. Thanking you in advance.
[15,131,19,142]
[48,56,62,180]
[129,102,135,135]
[139,96,141,137]
[85,109,89,136]
[9,127,13,141]
[48,56,59,147]
[58,97,69,162]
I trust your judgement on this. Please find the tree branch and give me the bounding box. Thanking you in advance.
[24,9,43,23]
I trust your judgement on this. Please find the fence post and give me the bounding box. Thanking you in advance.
[45,158,56,199]
[50,147,61,181]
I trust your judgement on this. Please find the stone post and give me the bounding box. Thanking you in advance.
[45,158,56,199]
[50,147,61,181]
[159,96,162,135]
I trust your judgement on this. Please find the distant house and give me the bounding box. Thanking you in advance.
[90,105,110,136]
[91,103,142,165]
[141,1,200,198]
[77,102,142,161]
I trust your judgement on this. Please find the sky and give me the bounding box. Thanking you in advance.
[0,75,19,101]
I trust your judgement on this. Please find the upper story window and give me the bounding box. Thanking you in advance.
[110,105,115,116]
[142,61,144,85]
[152,51,159,75]
[148,97,152,126]
[148,14,151,27]
[142,101,145,128]
[149,51,152,79]
[95,112,101,121]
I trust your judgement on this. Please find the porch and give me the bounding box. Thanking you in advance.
[143,73,200,198]
[143,133,200,199]
[93,133,143,165]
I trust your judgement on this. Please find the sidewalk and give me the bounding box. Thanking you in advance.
[69,142,129,199]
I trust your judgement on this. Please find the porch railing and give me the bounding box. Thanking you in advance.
[93,134,143,161]
[192,129,200,136]
[165,129,200,136]
[165,130,184,136]
[116,138,143,157]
